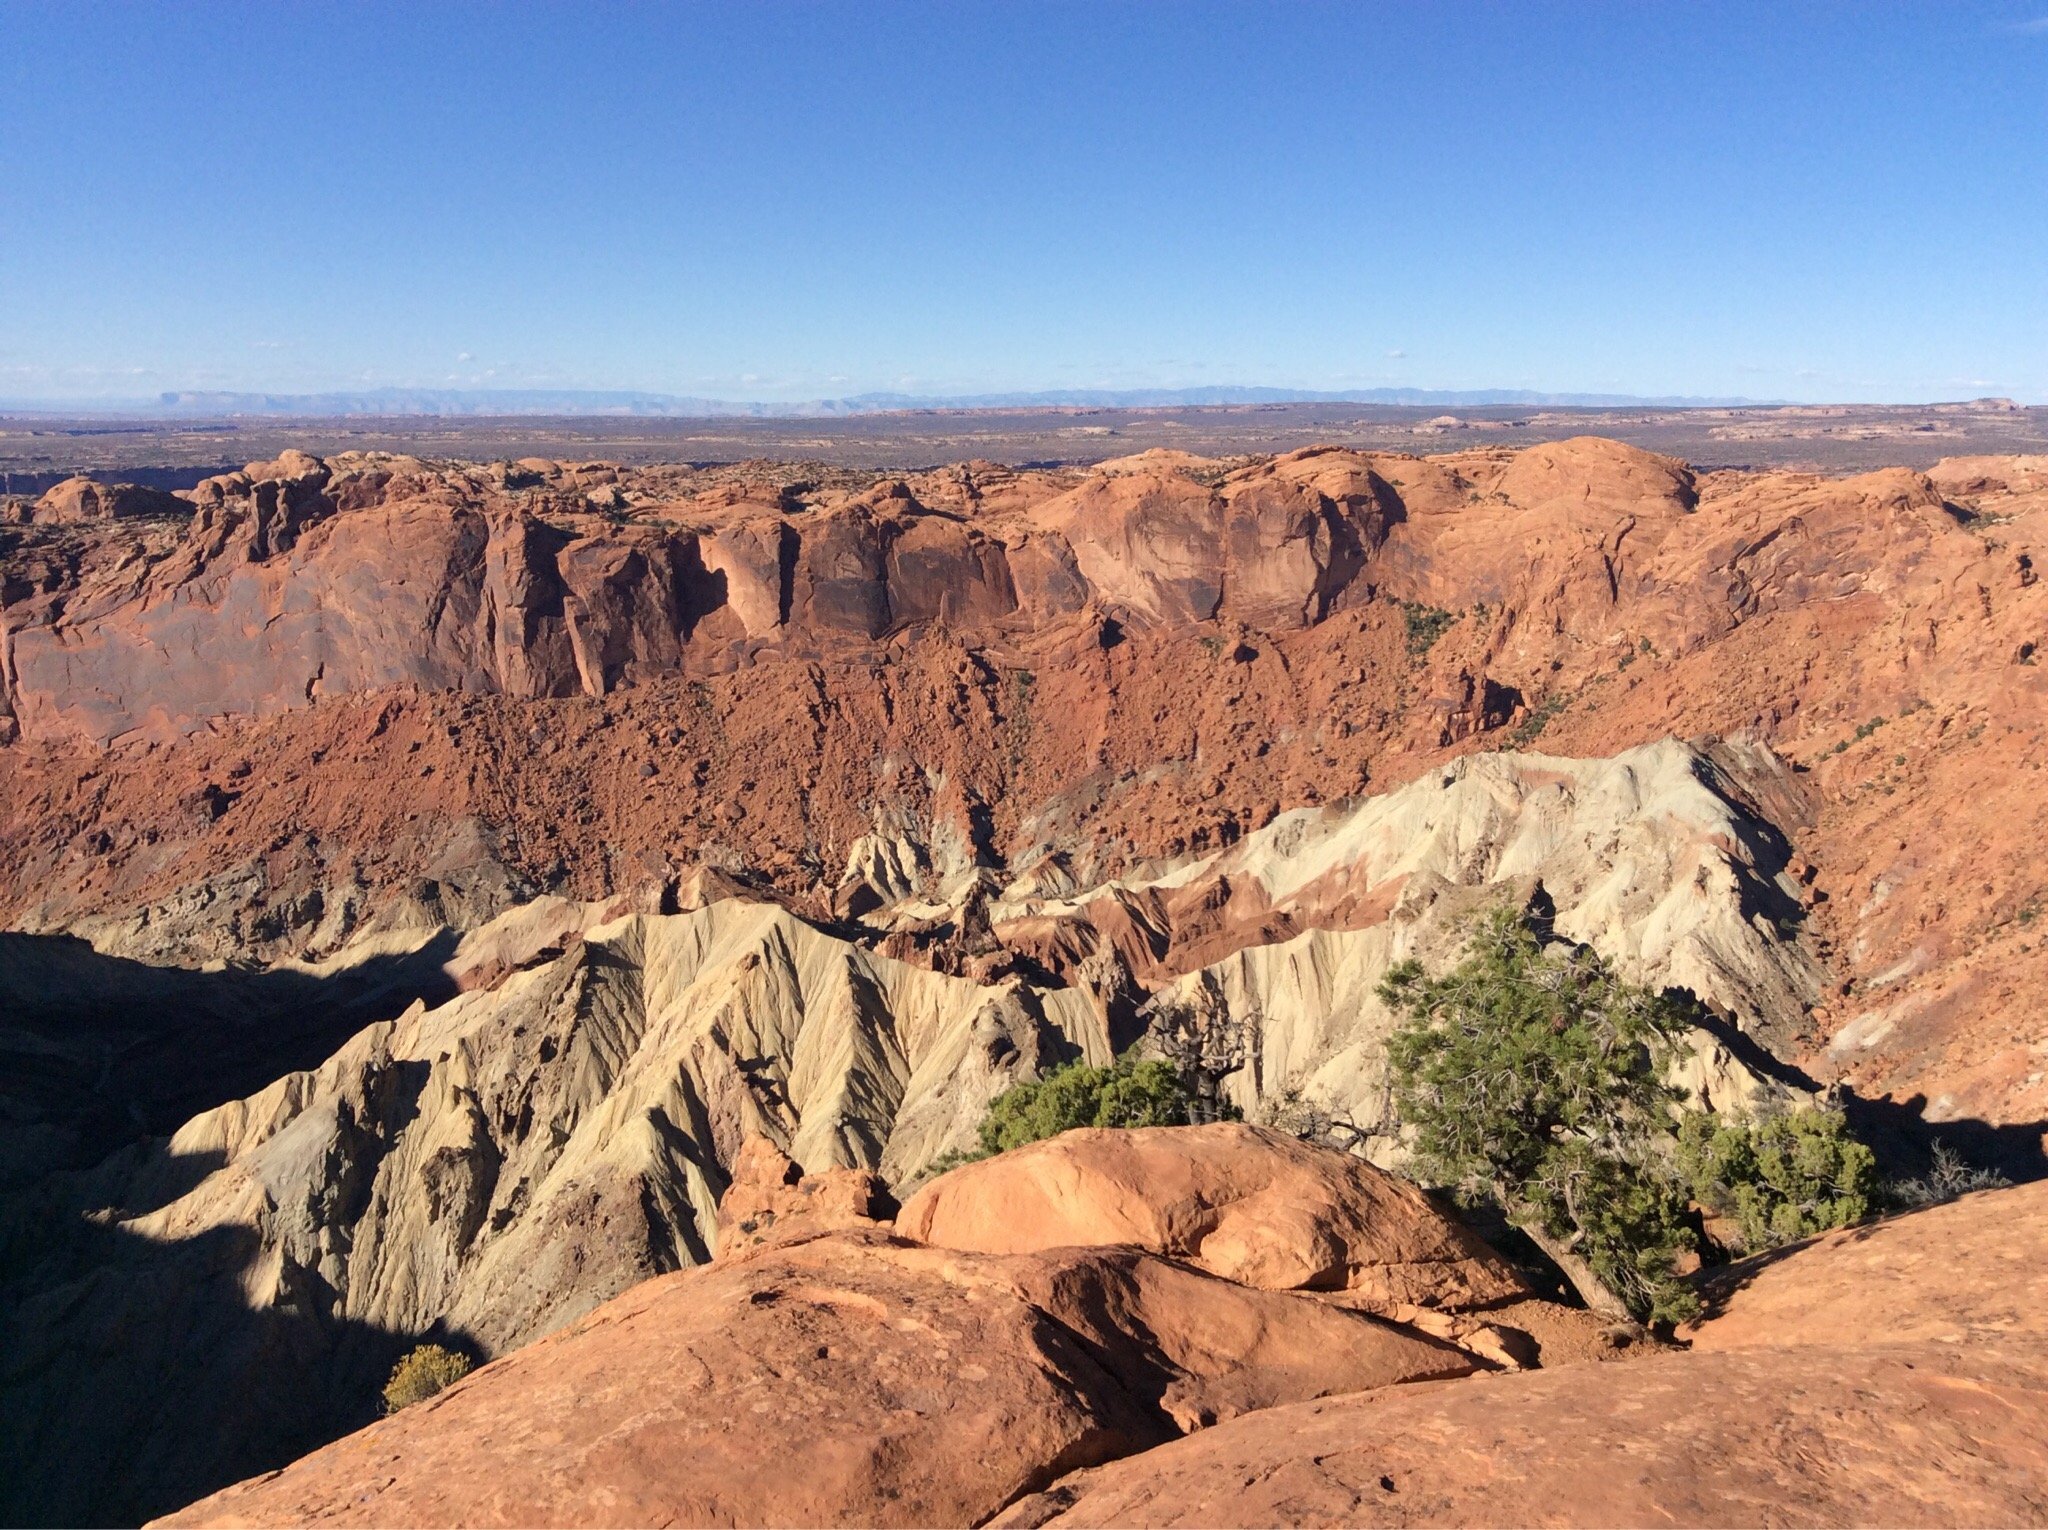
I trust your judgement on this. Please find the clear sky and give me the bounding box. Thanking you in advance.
[3,1,2044,404]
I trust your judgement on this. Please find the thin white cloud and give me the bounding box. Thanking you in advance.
[2000,15,2048,31]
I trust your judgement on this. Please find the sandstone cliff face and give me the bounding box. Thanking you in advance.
[7,437,2042,1139]
[0,450,1393,748]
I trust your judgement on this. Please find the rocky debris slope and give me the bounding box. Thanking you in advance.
[155,1127,1511,1529]
[996,1180,2048,1528]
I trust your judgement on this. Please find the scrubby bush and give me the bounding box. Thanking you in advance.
[1399,602,1456,658]
[383,1344,473,1414]
[976,1053,1231,1155]
[1675,1107,1878,1252]
[923,1053,1234,1176]
[1381,906,1703,1324]
[1887,1139,2012,1208]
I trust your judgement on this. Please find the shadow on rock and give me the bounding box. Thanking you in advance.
[0,929,460,1186]
[1839,1090,2048,1185]
[0,1210,462,1528]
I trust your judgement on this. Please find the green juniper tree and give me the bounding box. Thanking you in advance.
[1380,907,1704,1323]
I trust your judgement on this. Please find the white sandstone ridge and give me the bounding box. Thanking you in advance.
[5,736,1821,1524]
[132,897,1111,1351]
[990,736,1822,1143]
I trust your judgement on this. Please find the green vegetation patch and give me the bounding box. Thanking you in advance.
[928,1053,1238,1176]
[1399,602,1457,659]
[1383,907,1882,1325]
[1511,693,1569,745]
[1675,1110,1877,1251]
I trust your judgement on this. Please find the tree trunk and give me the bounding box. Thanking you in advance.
[1515,1217,1633,1322]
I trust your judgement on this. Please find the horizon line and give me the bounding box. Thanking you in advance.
[3,384,2040,421]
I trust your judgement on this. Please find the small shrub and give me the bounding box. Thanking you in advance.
[1887,1140,2012,1208]
[1399,602,1456,659]
[383,1344,473,1414]
[1260,1085,1371,1154]
[1676,1108,1878,1252]
[976,1053,1231,1155]
[1511,693,1569,746]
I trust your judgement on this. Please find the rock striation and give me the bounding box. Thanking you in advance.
[993,735,1824,1141]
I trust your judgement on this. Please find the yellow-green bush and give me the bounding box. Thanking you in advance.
[382,1343,473,1414]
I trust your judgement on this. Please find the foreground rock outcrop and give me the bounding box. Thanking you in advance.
[158,1177,2048,1529]
[996,1180,2048,1528]
[158,1190,1482,1527]
[1682,1169,2048,1352]
[995,1341,2048,1529]
[896,1124,1524,1310]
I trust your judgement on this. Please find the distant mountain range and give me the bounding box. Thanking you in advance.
[2,385,1771,418]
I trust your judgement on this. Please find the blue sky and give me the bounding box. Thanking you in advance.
[3,1,2044,404]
